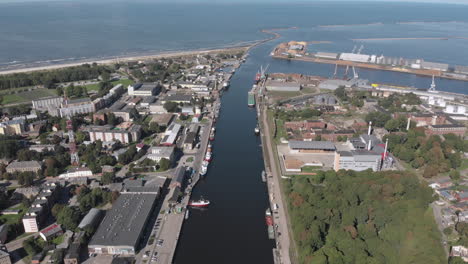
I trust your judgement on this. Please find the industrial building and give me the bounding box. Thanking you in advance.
[161,93,193,104]
[128,83,161,96]
[318,78,368,90]
[334,150,382,171]
[58,167,93,179]
[314,52,338,59]
[420,61,449,72]
[147,146,175,162]
[288,141,336,153]
[426,124,467,136]
[78,208,103,229]
[454,65,468,75]
[88,192,159,255]
[265,81,301,92]
[339,53,370,63]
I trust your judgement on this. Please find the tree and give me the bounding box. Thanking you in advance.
[334,86,347,101]
[365,112,391,127]
[163,101,179,112]
[450,170,461,181]
[17,172,35,186]
[159,158,171,171]
[101,172,115,185]
[56,206,81,231]
[51,204,65,218]
[23,237,41,256]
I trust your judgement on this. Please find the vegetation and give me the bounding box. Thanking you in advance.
[274,108,322,121]
[384,131,467,177]
[284,170,445,264]
[365,111,392,128]
[0,64,110,90]
[378,93,421,113]
[163,101,180,113]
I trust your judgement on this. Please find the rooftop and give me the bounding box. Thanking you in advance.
[89,193,158,248]
[288,140,336,151]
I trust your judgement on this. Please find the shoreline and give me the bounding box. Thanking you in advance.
[0,46,251,75]
[0,27,284,76]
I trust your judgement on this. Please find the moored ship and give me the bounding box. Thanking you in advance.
[189,198,210,208]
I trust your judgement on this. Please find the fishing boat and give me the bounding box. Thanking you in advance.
[254,125,260,135]
[261,170,267,182]
[189,198,210,208]
[185,210,190,220]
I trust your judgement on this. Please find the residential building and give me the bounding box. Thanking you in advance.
[39,223,63,241]
[150,113,174,127]
[0,119,25,135]
[59,98,95,118]
[32,97,63,110]
[88,193,159,255]
[87,125,141,144]
[183,132,197,150]
[6,161,42,174]
[170,166,186,189]
[128,83,161,96]
[147,146,175,162]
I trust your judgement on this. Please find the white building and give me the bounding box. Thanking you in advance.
[147,146,175,162]
[59,167,93,178]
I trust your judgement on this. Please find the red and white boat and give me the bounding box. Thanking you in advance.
[189,198,210,208]
[204,152,212,162]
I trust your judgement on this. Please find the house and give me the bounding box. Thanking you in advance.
[426,124,466,136]
[64,243,81,264]
[6,161,42,174]
[0,119,25,135]
[455,191,468,202]
[39,223,63,241]
[28,144,55,153]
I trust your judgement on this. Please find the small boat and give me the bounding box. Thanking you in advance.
[205,152,212,162]
[185,210,190,220]
[189,198,210,208]
[265,208,273,226]
[261,170,267,182]
[254,126,260,135]
[209,130,215,141]
[223,81,229,88]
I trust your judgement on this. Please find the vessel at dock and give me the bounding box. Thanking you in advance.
[209,127,215,141]
[261,170,266,182]
[248,85,256,107]
[200,160,209,176]
[185,210,190,220]
[254,125,260,135]
[265,208,275,239]
[189,198,210,208]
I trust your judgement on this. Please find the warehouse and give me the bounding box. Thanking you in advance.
[454,65,468,75]
[339,53,370,63]
[265,81,301,92]
[160,123,182,146]
[128,83,161,96]
[315,52,338,60]
[88,192,159,255]
[420,61,449,72]
[288,140,336,153]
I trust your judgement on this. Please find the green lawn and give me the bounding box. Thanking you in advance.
[1,89,57,105]
[301,166,321,173]
[85,78,134,92]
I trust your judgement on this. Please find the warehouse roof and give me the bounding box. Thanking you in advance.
[78,208,103,229]
[288,140,336,151]
[7,160,41,170]
[89,193,158,248]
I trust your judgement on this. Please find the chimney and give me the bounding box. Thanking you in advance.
[406,117,411,131]
[368,139,372,151]
[383,138,388,160]
[368,121,372,136]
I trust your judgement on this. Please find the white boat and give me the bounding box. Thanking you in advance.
[185,210,190,219]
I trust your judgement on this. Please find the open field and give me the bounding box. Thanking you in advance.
[1,88,57,105]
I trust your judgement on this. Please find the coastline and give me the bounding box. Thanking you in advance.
[0,27,284,76]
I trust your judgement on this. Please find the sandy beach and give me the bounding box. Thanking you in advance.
[0,46,251,76]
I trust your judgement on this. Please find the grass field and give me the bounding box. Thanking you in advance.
[1,88,57,105]
[85,78,134,92]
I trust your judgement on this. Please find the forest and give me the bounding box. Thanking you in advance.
[284,170,445,264]
[0,64,110,90]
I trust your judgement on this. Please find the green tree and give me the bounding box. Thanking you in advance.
[163,101,179,112]
[101,172,115,185]
[159,158,171,171]
[23,237,41,256]
[56,206,81,231]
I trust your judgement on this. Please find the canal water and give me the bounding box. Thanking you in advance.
[174,25,468,264]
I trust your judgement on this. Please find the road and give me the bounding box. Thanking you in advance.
[260,98,292,264]
[431,203,450,258]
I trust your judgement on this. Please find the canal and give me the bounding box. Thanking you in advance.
[174,27,468,264]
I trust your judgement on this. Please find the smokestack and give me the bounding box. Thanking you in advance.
[368,139,372,151]
[384,138,388,160]
[368,121,372,136]
[406,117,411,131]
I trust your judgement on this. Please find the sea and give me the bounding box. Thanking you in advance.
[1,2,467,264]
